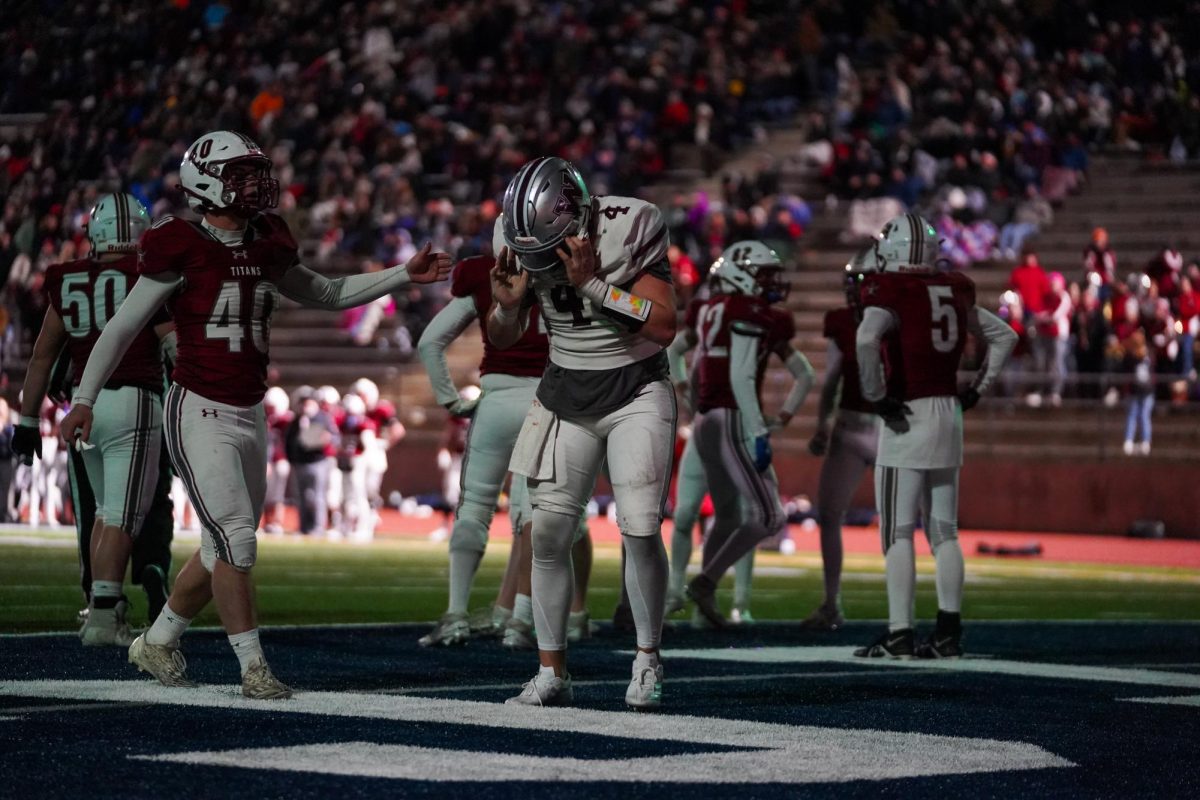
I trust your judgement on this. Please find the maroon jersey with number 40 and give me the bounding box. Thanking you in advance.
[450,255,547,378]
[692,293,794,412]
[862,271,975,401]
[138,213,299,406]
[45,255,166,391]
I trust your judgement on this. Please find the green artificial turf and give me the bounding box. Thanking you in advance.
[2,532,1199,633]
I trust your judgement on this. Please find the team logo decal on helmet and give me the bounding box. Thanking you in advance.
[871,213,941,273]
[501,157,593,272]
[709,240,791,302]
[179,130,280,216]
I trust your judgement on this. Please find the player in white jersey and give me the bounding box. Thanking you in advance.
[489,157,677,709]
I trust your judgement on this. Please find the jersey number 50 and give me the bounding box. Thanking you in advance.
[61,271,127,336]
[207,280,278,353]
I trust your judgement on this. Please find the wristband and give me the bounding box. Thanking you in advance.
[493,303,520,324]
[18,415,40,428]
[579,277,652,323]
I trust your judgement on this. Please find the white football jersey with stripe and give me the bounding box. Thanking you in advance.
[493,195,669,371]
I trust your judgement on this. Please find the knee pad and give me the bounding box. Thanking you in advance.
[882,522,917,555]
[206,524,257,570]
[926,515,959,550]
[527,479,586,520]
[449,516,489,554]
[530,508,577,562]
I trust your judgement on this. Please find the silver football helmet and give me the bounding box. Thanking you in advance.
[870,213,940,273]
[87,193,150,256]
[501,157,592,272]
[844,245,875,318]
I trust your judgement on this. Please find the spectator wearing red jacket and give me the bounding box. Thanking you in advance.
[1177,275,1198,382]
[1032,271,1072,406]
[1009,251,1050,319]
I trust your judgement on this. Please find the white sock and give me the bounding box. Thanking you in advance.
[733,550,754,609]
[538,664,562,682]
[885,539,916,632]
[145,603,191,646]
[447,549,484,614]
[513,593,533,624]
[668,520,695,595]
[228,628,265,676]
[633,649,660,671]
[91,580,122,601]
[933,540,965,613]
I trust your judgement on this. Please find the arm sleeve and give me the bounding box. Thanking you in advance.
[277,262,412,310]
[968,306,1019,396]
[816,340,843,426]
[779,347,815,417]
[729,330,767,438]
[416,296,478,407]
[74,273,182,407]
[666,330,694,383]
[856,306,897,402]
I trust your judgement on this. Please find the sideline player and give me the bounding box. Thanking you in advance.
[14,193,174,646]
[677,242,813,627]
[62,130,451,698]
[802,249,878,631]
[854,214,1016,658]
[261,386,292,534]
[416,255,591,648]
[348,378,404,519]
[490,157,676,708]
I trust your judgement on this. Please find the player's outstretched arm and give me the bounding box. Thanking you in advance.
[63,273,181,445]
[13,307,69,464]
[774,343,815,427]
[417,296,478,411]
[487,246,531,350]
[967,306,1019,397]
[279,243,452,310]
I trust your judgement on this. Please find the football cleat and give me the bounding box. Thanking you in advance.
[730,606,756,626]
[241,658,293,700]
[80,603,135,647]
[799,605,846,632]
[468,605,508,638]
[625,655,664,711]
[686,575,726,629]
[501,618,537,651]
[853,628,916,659]
[506,671,574,707]
[916,633,964,659]
[567,610,592,642]
[128,634,196,687]
[664,591,688,616]
[418,612,471,647]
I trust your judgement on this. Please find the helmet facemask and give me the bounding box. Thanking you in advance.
[502,158,592,273]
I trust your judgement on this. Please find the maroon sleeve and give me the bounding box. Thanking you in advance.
[450,257,486,299]
[684,297,702,331]
[138,218,192,276]
[256,213,300,273]
[770,307,795,348]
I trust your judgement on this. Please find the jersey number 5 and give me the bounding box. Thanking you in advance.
[206,280,278,353]
[928,286,960,353]
[61,271,127,336]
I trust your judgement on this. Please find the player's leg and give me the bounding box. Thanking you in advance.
[604,381,675,709]
[692,409,786,625]
[918,466,965,658]
[66,447,97,614]
[497,474,535,647]
[568,522,593,640]
[507,410,604,707]
[668,434,705,612]
[130,441,176,624]
[854,465,921,658]
[732,548,755,623]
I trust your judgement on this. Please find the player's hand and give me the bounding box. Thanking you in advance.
[490,246,529,309]
[405,243,453,284]
[752,433,773,472]
[12,420,41,466]
[808,427,829,457]
[959,387,981,412]
[60,405,94,449]
[557,236,599,288]
[444,395,479,418]
[876,397,911,434]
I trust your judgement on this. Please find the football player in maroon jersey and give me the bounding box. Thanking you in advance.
[803,248,878,631]
[61,130,451,698]
[854,214,1016,659]
[669,241,813,627]
[15,193,174,647]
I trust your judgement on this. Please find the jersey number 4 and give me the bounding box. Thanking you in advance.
[61,271,127,336]
[206,280,278,353]
[550,285,591,327]
[928,286,960,353]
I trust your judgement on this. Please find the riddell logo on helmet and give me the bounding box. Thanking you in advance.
[513,236,540,246]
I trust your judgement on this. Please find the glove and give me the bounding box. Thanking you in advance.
[808,427,829,457]
[444,396,479,418]
[752,433,772,472]
[959,387,981,412]
[12,419,42,466]
[876,397,912,434]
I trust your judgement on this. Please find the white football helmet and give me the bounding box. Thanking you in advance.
[350,378,379,409]
[264,387,289,415]
[179,130,279,215]
[87,193,151,255]
[341,393,366,417]
[709,240,790,301]
[317,385,340,408]
[843,245,875,316]
[871,214,940,273]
